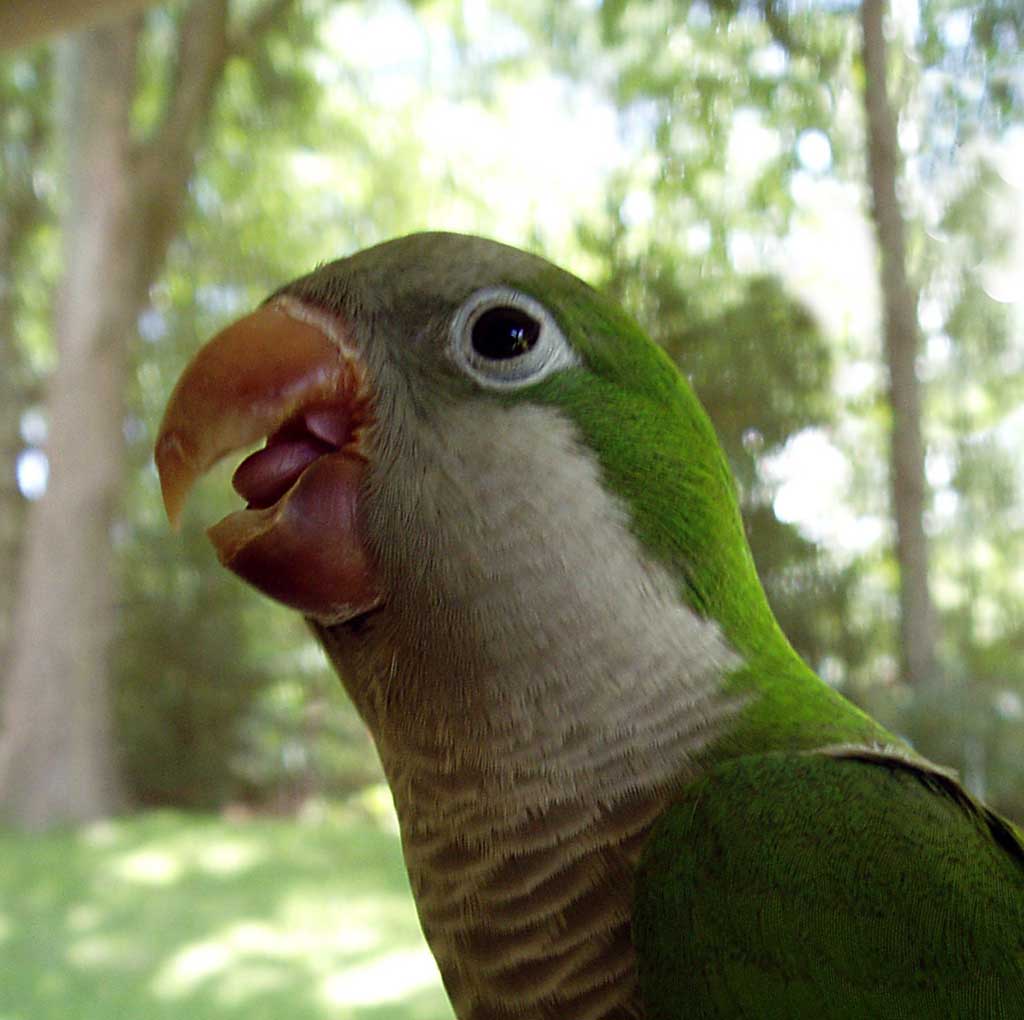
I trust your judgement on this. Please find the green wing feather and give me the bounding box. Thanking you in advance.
[634,749,1024,1019]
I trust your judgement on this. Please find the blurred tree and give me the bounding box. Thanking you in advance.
[1,22,149,827]
[860,0,937,692]
[859,0,1022,799]
[0,0,304,828]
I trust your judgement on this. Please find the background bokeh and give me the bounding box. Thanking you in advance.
[0,1,1021,1015]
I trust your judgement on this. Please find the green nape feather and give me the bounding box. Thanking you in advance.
[519,265,889,757]
[635,748,1024,1019]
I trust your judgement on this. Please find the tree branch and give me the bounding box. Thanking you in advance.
[760,0,806,57]
[131,0,229,283]
[229,0,299,59]
[144,0,230,175]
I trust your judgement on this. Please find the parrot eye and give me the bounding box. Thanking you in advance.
[450,286,578,389]
[471,307,540,360]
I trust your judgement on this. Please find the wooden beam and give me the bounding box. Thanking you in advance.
[0,0,161,51]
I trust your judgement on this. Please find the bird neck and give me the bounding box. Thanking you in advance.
[319,582,742,1019]
[322,588,740,1020]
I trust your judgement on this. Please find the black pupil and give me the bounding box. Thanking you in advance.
[471,307,541,360]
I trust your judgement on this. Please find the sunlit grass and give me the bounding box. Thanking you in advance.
[0,800,454,1020]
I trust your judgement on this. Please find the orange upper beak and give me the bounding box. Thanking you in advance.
[155,299,351,529]
[154,297,381,624]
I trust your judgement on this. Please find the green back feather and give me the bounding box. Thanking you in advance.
[635,750,1024,1018]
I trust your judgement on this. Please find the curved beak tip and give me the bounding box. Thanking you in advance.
[154,432,194,531]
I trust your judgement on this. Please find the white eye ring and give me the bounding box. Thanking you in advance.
[449,286,579,390]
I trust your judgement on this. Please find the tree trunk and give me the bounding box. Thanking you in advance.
[0,1,231,828]
[860,0,937,689]
[0,27,138,826]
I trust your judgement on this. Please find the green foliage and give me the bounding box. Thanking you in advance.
[0,49,56,371]
[0,806,453,1019]
[232,669,383,808]
[918,0,1022,124]
[115,519,268,808]
[661,274,832,465]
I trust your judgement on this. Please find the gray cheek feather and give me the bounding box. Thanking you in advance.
[354,397,743,770]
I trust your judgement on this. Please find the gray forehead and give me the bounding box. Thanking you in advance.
[286,232,555,319]
[280,233,567,401]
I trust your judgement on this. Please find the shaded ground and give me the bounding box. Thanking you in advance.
[0,796,454,1020]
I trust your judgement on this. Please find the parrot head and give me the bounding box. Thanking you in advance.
[156,232,772,675]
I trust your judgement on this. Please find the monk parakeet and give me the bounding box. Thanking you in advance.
[155,232,1024,1019]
